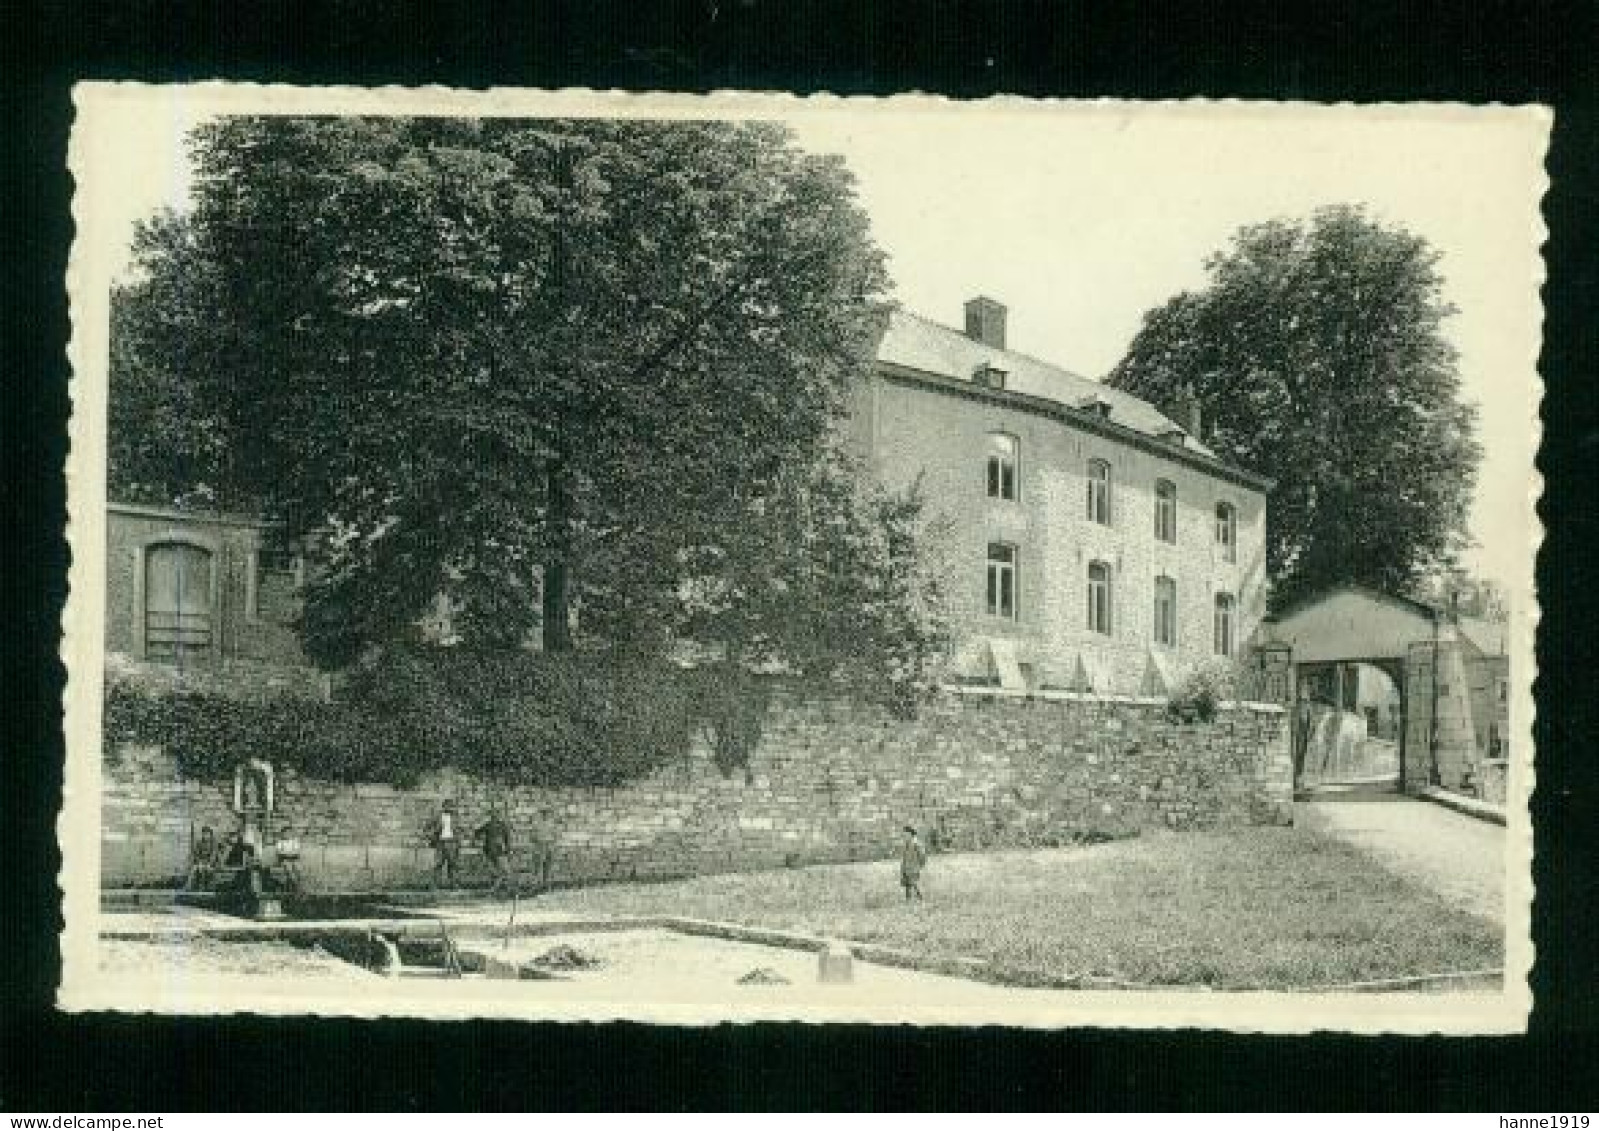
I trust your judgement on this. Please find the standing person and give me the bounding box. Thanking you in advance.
[184,826,218,891]
[899,825,927,903]
[274,823,303,892]
[475,808,514,897]
[428,800,462,889]
[1292,683,1314,787]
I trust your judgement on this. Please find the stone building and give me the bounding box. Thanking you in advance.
[105,297,1274,700]
[848,298,1272,694]
[103,500,324,698]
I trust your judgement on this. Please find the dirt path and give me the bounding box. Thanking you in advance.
[1298,798,1505,927]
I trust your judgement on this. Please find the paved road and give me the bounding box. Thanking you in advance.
[1299,798,1506,927]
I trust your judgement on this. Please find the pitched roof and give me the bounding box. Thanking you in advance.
[1268,582,1441,625]
[874,307,1217,458]
[1457,614,1508,657]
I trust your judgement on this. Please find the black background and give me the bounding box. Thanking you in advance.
[4,0,1597,1110]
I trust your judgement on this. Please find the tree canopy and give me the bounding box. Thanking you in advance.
[109,211,242,511]
[112,115,949,709]
[1106,205,1480,610]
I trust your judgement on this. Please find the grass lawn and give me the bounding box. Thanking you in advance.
[531,826,1503,990]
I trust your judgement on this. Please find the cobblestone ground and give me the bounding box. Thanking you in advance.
[1298,798,1506,928]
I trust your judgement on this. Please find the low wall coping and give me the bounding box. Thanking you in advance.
[946,685,1166,707]
[945,685,1285,714]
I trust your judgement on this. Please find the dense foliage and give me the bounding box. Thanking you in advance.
[1107,206,1480,610]
[1165,660,1240,724]
[672,458,953,717]
[1410,567,1510,621]
[136,116,891,665]
[109,213,249,511]
[111,116,951,740]
[104,649,725,787]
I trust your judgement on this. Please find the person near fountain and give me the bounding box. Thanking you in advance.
[427,800,462,889]
[274,823,303,892]
[899,826,927,903]
[184,826,218,891]
[220,828,252,867]
[475,809,513,896]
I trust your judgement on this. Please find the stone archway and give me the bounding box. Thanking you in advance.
[1293,658,1404,792]
[1251,585,1481,798]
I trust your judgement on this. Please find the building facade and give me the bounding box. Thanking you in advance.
[849,298,1272,694]
[105,296,1273,700]
[104,501,324,696]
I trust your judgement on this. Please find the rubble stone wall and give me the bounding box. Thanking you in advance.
[101,686,1292,889]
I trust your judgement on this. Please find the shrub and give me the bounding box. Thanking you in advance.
[104,647,702,788]
[687,664,771,782]
[1166,661,1238,724]
[102,683,424,785]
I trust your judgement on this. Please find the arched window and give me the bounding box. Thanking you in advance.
[987,542,1018,620]
[1214,592,1236,656]
[986,433,1018,501]
[1215,502,1237,562]
[1154,480,1177,543]
[1086,459,1112,525]
[144,541,214,662]
[1087,560,1113,635]
[1153,575,1177,647]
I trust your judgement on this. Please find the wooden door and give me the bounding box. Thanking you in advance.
[145,542,214,661]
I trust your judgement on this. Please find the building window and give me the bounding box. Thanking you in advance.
[1155,480,1177,543]
[1215,501,1237,562]
[248,534,302,621]
[987,543,1018,620]
[1496,677,1509,704]
[987,433,1018,501]
[1214,592,1236,656]
[1154,575,1177,647]
[1087,459,1112,525]
[1087,560,1113,635]
[257,545,298,578]
[144,541,214,661]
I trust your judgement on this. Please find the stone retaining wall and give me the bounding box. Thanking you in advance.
[101,686,1292,889]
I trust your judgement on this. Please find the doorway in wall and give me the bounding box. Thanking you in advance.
[1294,660,1404,795]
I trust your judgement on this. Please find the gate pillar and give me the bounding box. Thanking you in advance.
[1403,628,1479,794]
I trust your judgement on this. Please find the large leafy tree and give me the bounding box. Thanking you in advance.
[109,211,243,510]
[116,116,949,703]
[1107,205,1480,610]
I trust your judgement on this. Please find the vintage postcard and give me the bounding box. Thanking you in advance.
[59,84,1547,1031]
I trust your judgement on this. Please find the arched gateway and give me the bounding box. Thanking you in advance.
[1246,585,1508,799]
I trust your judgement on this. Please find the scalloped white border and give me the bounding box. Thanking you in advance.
[59,83,1547,1032]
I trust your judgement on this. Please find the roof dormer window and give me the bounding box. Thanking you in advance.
[973,363,1008,391]
[1077,395,1113,420]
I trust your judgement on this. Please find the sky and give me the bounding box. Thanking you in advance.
[80,92,1546,594]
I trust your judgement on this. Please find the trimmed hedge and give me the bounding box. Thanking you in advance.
[103,648,762,788]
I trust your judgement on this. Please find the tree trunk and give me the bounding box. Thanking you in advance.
[542,450,574,653]
[541,141,577,654]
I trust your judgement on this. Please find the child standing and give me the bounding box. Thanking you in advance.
[899,826,927,902]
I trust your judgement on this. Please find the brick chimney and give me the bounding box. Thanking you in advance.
[964,296,1007,350]
[1173,385,1203,440]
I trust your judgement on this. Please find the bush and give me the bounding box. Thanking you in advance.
[104,647,703,788]
[1166,661,1238,724]
[102,683,424,785]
